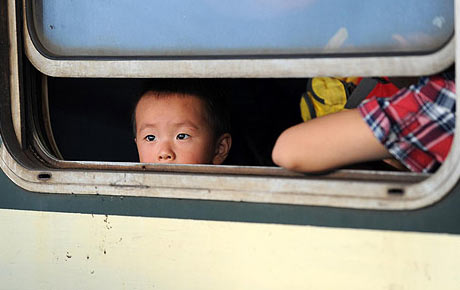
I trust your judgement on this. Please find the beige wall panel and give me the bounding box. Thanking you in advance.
[0,209,459,290]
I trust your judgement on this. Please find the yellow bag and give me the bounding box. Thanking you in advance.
[300,77,359,122]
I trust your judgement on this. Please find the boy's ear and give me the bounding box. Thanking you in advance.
[212,133,232,165]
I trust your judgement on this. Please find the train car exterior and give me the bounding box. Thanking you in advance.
[1,0,459,289]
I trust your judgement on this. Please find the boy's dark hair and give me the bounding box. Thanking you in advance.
[132,79,231,140]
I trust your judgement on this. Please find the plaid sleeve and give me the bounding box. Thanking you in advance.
[358,75,456,173]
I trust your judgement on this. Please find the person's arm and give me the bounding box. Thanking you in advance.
[272,109,392,172]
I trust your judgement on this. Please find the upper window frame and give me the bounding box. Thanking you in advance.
[23,0,455,78]
[28,0,455,59]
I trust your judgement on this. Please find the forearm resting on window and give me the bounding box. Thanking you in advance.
[272,109,392,172]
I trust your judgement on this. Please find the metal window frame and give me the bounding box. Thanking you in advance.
[23,0,455,78]
[0,0,459,210]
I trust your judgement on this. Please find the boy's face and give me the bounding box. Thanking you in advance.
[135,92,220,164]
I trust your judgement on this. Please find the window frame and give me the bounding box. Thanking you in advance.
[23,0,455,78]
[1,0,459,211]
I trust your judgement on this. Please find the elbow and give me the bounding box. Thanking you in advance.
[271,143,286,168]
[273,125,333,173]
[273,147,329,172]
[272,148,309,172]
[272,136,302,171]
[272,132,330,173]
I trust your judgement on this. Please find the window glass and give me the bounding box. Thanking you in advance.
[31,0,454,57]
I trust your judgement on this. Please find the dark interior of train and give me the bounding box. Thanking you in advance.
[46,77,404,170]
[47,78,304,166]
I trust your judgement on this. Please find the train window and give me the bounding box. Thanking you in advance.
[1,0,459,210]
[31,0,453,57]
[24,0,454,77]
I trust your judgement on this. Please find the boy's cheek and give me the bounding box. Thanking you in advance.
[137,145,153,163]
[178,148,214,164]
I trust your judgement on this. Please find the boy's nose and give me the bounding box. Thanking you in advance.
[157,145,176,162]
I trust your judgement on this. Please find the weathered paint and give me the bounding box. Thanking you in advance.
[25,34,455,78]
[1,208,459,290]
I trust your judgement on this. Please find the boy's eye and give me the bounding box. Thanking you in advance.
[176,133,190,140]
[144,135,156,142]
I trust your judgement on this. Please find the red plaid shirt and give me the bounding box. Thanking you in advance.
[358,73,456,173]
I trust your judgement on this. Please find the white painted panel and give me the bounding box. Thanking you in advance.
[0,209,459,290]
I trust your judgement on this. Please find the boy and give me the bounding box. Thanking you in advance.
[133,80,232,165]
[272,69,455,173]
